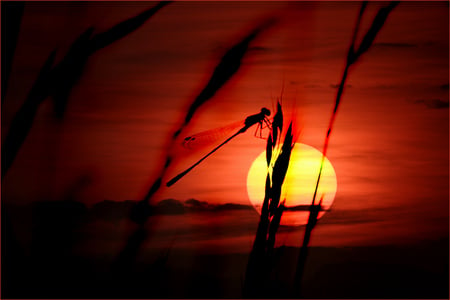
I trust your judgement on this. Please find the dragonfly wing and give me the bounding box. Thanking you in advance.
[181,119,245,151]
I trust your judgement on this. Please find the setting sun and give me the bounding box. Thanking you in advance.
[247,143,337,226]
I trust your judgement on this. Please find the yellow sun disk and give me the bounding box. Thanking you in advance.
[246,143,337,226]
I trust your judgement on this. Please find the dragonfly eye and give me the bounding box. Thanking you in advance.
[261,107,271,116]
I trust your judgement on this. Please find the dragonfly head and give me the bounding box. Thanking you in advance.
[261,107,271,116]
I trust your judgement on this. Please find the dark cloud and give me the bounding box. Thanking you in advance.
[272,205,405,230]
[330,83,352,89]
[89,199,255,221]
[319,209,381,225]
[374,42,418,48]
[317,206,405,226]
[304,83,321,88]
[411,99,449,109]
[439,83,449,90]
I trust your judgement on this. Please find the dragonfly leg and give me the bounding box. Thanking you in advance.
[254,122,260,138]
[253,122,266,139]
[253,123,263,139]
[263,117,272,130]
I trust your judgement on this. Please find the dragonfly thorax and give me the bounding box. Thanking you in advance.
[261,107,270,116]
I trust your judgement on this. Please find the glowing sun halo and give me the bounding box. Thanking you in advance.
[247,143,337,226]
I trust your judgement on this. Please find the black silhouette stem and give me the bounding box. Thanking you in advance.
[293,223,312,296]
[311,64,349,206]
[89,2,172,52]
[294,2,399,297]
[244,105,292,298]
[1,51,56,180]
[312,1,399,207]
[293,200,322,297]
[1,1,25,105]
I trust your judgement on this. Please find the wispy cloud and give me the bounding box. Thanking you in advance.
[318,207,392,225]
[410,98,449,109]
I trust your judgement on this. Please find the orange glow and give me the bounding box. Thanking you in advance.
[247,143,337,226]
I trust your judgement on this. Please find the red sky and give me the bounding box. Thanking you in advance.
[2,1,448,248]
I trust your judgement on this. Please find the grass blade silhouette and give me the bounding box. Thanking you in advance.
[1,1,25,105]
[51,28,94,118]
[271,102,283,146]
[269,123,293,214]
[89,2,172,52]
[354,2,399,59]
[293,197,323,297]
[2,2,170,180]
[172,18,276,140]
[267,123,294,253]
[244,103,295,298]
[1,51,56,180]
[51,2,171,119]
[293,2,399,297]
[311,2,399,207]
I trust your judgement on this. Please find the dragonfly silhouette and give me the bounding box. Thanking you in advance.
[166,108,271,187]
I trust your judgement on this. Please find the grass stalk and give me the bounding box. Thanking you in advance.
[244,102,295,298]
[293,2,399,297]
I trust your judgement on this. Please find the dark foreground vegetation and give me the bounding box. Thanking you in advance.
[2,201,449,299]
